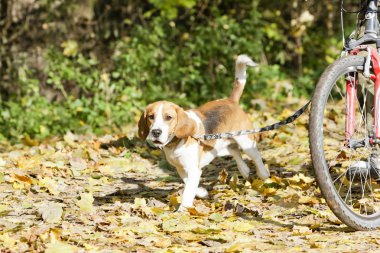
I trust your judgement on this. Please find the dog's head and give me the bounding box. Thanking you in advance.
[138,101,197,148]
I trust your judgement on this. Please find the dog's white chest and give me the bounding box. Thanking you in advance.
[163,140,199,169]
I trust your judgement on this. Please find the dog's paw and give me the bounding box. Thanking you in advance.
[196,187,209,199]
[257,164,270,180]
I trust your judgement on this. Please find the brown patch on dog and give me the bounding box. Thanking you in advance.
[175,107,197,139]
[196,99,252,135]
[138,110,149,140]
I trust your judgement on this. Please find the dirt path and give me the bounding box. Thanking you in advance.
[1,101,380,252]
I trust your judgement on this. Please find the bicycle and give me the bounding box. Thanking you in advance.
[309,0,380,230]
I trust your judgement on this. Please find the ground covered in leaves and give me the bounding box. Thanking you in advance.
[1,99,380,252]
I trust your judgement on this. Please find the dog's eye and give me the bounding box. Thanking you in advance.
[165,115,172,121]
[148,115,154,120]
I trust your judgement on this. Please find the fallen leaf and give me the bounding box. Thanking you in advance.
[14,174,33,184]
[37,202,63,223]
[154,237,172,248]
[45,241,77,253]
[0,158,6,168]
[233,221,255,232]
[133,197,147,208]
[63,132,78,147]
[187,203,210,216]
[69,157,87,176]
[218,169,228,184]
[292,225,312,236]
[38,177,66,195]
[0,233,17,249]
[76,192,95,213]
[298,196,319,205]
[262,187,277,196]
[209,213,223,222]
[0,204,10,216]
[169,194,181,208]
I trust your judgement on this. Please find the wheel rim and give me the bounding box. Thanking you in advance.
[320,64,380,220]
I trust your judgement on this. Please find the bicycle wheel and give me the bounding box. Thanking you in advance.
[310,55,380,230]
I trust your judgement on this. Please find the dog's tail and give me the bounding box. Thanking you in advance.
[229,55,257,103]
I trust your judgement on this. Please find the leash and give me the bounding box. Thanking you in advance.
[194,100,311,141]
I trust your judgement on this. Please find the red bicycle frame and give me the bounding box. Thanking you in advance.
[347,46,380,145]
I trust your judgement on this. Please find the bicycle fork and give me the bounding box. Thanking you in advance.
[345,75,357,143]
[346,47,380,147]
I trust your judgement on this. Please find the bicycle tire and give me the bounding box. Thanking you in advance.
[310,55,380,230]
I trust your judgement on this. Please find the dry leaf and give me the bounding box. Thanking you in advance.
[37,202,63,223]
[76,192,95,213]
[45,241,77,253]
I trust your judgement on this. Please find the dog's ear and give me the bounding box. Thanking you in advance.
[175,107,197,139]
[138,110,149,140]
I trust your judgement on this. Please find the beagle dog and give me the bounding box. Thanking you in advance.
[138,55,269,211]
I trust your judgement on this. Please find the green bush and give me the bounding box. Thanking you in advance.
[0,0,347,141]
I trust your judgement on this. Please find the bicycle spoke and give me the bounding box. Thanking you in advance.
[321,67,380,218]
[311,55,380,230]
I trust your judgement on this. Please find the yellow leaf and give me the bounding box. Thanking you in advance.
[292,225,312,236]
[23,134,39,146]
[298,196,319,205]
[63,132,78,147]
[0,158,6,168]
[134,197,147,208]
[162,218,180,232]
[69,157,87,176]
[45,241,76,253]
[225,243,242,253]
[0,233,17,249]
[0,204,10,216]
[174,231,199,241]
[251,179,264,190]
[187,203,210,216]
[310,222,322,230]
[14,174,33,184]
[288,157,304,166]
[209,213,223,222]
[12,182,26,189]
[76,192,94,213]
[280,108,293,118]
[169,195,181,207]
[298,173,314,184]
[262,187,277,196]
[134,222,158,234]
[218,169,228,184]
[270,175,283,184]
[225,243,255,252]
[39,177,64,195]
[162,216,198,233]
[288,174,301,183]
[38,202,63,224]
[61,40,78,57]
[233,221,254,232]
[154,237,172,248]
[83,243,99,251]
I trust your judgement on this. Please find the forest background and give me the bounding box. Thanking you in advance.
[0,0,357,141]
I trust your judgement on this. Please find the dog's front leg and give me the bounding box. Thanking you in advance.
[177,168,201,211]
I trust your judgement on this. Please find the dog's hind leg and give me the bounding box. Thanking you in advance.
[233,136,269,180]
[228,144,250,179]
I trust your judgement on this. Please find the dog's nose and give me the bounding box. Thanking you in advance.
[151,129,162,137]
